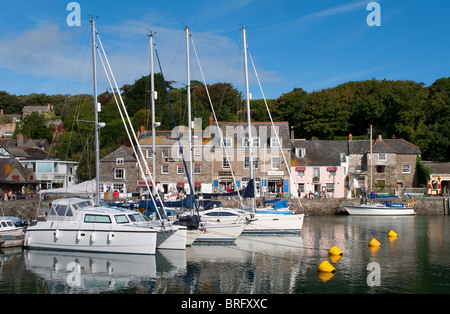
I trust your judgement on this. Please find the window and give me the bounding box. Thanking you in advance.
[146,149,153,159]
[114,215,129,224]
[194,148,201,159]
[244,157,259,169]
[402,164,411,173]
[114,168,125,179]
[113,183,124,193]
[222,157,231,169]
[221,137,232,148]
[295,148,305,157]
[270,138,281,148]
[326,183,335,191]
[177,165,184,174]
[84,214,111,223]
[378,153,386,161]
[271,157,280,169]
[313,168,320,182]
[116,158,124,165]
[376,165,386,173]
[162,149,169,158]
[194,164,201,174]
[242,137,260,148]
[161,164,169,174]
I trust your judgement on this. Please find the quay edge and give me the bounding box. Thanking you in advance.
[0,197,447,220]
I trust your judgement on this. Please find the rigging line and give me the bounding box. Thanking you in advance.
[95,33,167,223]
[190,34,244,208]
[247,49,304,211]
[344,128,371,204]
[153,40,199,214]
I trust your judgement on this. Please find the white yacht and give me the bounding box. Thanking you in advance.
[185,207,248,244]
[24,198,158,255]
[245,208,305,235]
[344,202,415,216]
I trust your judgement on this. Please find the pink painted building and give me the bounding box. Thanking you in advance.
[290,140,348,199]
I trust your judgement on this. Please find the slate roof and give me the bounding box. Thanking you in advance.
[423,162,450,175]
[101,145,136,162]
[0,138,50,149]
[139,121,291,149]
[347,139,421,155]
[1,146,59,160]
[291,140,348,167]
[0,156,37,183]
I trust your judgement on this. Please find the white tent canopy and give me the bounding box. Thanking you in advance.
[39,179,96,196]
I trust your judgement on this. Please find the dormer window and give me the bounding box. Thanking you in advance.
[221,137,232,148]
[295,148,306,157]
[242,137,260,148]
[270,138,281,148]
[116,158,124,165]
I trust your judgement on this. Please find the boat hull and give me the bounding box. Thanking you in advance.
[156,226,187,250]
[344,205,415,216]
[0,228,24,237]
[25,222,157,255]
[194,222,246,244]
[243,213,304,234]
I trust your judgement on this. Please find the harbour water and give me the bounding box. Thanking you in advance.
[1,215,450,294]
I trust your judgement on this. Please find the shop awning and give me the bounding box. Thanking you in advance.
[295,167,306,171]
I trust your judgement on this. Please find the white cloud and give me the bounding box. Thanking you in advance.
[0,24,87,80]
[0,18,283,96]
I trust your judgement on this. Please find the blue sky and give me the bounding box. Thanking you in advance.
[0,0,449,100]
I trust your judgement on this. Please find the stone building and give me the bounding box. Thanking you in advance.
[99,145,139,197]
[137,118,293,198]
[347,135,421,196]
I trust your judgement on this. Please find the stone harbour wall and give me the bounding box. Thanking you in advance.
[0,196,447,221]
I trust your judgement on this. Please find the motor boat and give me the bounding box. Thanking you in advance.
[24,198,158,255]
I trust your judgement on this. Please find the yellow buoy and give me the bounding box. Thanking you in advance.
[387,230,398,238]
[329,245,343,256]
[369,238,381,247]
[318,260,336,273]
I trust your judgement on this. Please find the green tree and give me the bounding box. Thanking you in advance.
[14,112,52,142]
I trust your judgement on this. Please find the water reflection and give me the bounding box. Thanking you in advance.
[4,216,450,294]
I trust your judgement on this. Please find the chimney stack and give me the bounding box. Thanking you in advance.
[17,133,24,147]
[349,133,352,141]
[290,126,295,140]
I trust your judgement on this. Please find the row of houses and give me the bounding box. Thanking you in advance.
[0,117,447,201]
[0,135,78,196]
[99,117,429,200]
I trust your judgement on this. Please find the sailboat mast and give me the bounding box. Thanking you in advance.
[370,124,373,194]
[242,27,255,211]
[91,17,100,206]
[149,32,157,194]
[186,26,194,192]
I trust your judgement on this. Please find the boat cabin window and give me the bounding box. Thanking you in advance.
[1,222,6,227]
[6,221,13,227]
[71,201,92,211]
[128,213,146,222]
[84,214,111,224]
[114,215,129,224]
[49,204,74,217]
